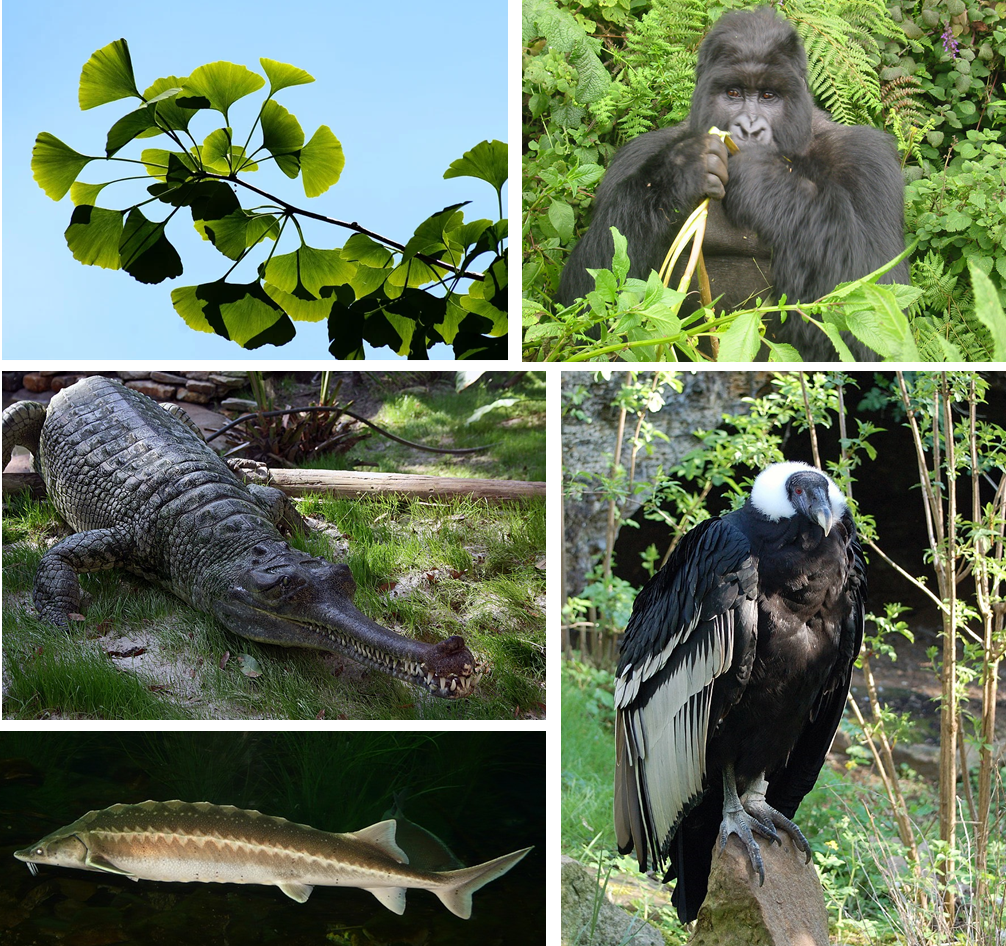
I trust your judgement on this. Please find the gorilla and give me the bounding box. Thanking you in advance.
[558,7,909,360]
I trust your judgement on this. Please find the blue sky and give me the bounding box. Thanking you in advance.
[2,0,507,360]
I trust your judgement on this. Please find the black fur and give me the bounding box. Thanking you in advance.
[558,8,908,360]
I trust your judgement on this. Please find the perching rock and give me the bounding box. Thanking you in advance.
[688,833,829,946]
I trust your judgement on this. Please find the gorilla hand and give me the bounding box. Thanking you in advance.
[701,133,729,201]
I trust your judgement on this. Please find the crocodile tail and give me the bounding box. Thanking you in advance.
[432,846,532,919]
[2,400,47,469]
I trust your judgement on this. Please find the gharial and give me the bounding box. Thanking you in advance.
[1,375,482,698]
[613,461,865,922]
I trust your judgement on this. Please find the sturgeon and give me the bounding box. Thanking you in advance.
[13,800,531,919]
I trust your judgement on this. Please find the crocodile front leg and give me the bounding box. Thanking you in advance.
[2,400,47,469]
[33,528,135,625]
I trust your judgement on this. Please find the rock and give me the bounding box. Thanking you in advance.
[116,371,151,380]
[125,381,177,401]
[22,372,57,393]
[892,743,940,781]
[561,856,663,946]
[221,398,259,413]
[185,380,218,396]
[177,388,211,404]
[51,374,88,392]
[150,371,192,386]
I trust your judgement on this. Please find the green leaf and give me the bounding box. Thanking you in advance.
[396,201,466,269]
[78,39,139,110]
[341,234,395,267]
[172,280,292,347]
[32,133,95,200]
[260,99,304,178]
[443,139,508,192]
[717,311,762,361]
[178,61,265,116]
[145,76,199,132]
[70,181,111,206]
[65,205,124,269]
[970,259,1006,359]
[199,128,258,174]
[263,283,334,322]
[265,244,356,297]
[259,58,315,94]
[200,210,279,260]
[300,125,344,197]
[349,263,392,299]
[119,207,183,284]
[141,148,197,180]
[105,103,159,156]
[435,299,468,344]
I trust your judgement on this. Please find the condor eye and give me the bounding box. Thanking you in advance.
[793,487,803,495]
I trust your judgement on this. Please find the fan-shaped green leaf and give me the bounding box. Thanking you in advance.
[349,263,393,299]
[198,128,257,173]
[200,210,279,260]
[260,99,304,178]
[443,140,508,192]
[78,39,139,110]
[119,207,183,284]
[105,103,158,156]
[65,205,124,269]
[178,61,265,116]
[173,281,290,345]
[145,76,198,132]
[300,125,344,197]
[32,133,95,200]
[264,283,334,321]
[266,244,356,297]
[141,148,196,180]
[70,181,111,206]
[260,58,315,93]
[341,234,395,267]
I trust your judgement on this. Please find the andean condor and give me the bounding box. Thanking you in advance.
[613,461,865,923]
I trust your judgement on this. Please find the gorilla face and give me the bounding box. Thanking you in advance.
[719,88,783,147]
[689,12,813,156]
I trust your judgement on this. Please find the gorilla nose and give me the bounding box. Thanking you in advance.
[732,117,772,144]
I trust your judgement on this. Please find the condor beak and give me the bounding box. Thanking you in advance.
[796,485,833,536]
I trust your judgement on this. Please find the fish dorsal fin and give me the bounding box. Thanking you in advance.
[347,820,408,864]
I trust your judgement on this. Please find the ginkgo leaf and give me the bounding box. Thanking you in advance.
[200,210,279,260]
[105,103,159,156]
[341,234,394,267]
[178,61,265,116]
[65,205,124,269]
[175,280,292,347]
[144,75,199,132]
[78,39,140,110]
[70,181,111,206]
[260,99,304,178]
[300,125,344,197]
[263,283,334,322]
[265,244,356,296]
[443,139,508,193]
[119,207,184,284]
[32,133,95,200]
[260,58,315,94]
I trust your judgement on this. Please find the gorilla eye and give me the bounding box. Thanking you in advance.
[760,91,778,100]
[725,88,742,98]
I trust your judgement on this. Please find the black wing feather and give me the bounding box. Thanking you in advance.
[614,516,759,872]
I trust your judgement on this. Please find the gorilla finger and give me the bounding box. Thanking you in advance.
[704,134,730,167]
[704,135,729,194]
[704,172,726,201]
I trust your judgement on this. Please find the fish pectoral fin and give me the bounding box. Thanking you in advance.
[84,854,134,877]
[277,883,314,903]
[364,886,407,915]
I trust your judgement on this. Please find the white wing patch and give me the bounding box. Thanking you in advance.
[615,599,751,868]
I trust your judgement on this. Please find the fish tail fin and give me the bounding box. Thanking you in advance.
[433,846,532,919]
